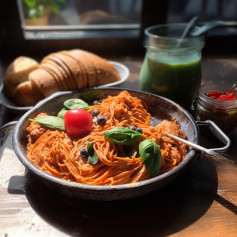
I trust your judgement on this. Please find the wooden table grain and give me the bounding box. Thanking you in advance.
[0,53,237,237]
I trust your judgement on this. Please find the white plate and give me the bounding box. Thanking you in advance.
[0,61,129,114]
[98,61,129,87]
[0,84,32,114]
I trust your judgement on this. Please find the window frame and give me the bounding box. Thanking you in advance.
[0,1,166,55]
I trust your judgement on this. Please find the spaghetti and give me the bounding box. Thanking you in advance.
[26,91,187,185]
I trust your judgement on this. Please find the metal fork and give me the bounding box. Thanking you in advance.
[166,120,231,159]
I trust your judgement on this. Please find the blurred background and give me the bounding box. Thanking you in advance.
[0,0,237,55]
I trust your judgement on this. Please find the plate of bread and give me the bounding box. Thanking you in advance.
[0,49,129,114]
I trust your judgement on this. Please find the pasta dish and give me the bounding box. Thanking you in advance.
[26,91,187,185]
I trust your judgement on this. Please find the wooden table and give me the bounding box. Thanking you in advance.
[0,54,237,237]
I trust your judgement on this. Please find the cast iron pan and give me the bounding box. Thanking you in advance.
[12,88,199,200]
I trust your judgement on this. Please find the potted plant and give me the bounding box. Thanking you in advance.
[22,0,66,26]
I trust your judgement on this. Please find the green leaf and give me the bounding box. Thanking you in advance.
[28,8,37,19]
[23,0,36,9]
[104,127,145,145]
[58,108,68,118]
[139,139,162,177]
[87,141,98,164]
[64,98,89,110]
[88,152,98,165]
[37,5,44,17]
[79,90,102,102]
[87,141,94,156]
[29,116,65,130]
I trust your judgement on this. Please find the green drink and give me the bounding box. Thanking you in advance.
[140,55,202,109]
[139,23,205,110]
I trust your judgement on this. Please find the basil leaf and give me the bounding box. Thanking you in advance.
[64,98,89,110]
[104,127,145,145]
[58,108,68,118]
[88,152,98,165]
[87,141,98,164]
[87,141,94,156]
[79,90,102,102]
[139,139,161,177]
[29,116,65,130]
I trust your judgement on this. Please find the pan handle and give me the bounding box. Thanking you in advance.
[0,121,17,148]
[196,120,231,152]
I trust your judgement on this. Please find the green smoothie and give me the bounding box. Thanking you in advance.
[140,55,202,110]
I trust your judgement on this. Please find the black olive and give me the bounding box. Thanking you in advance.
[129,125,137,131]
[80,148,89,158]
[93,100,99,105]
[91,109,100,117]
[136,127,143,133]
[97,115,107,126]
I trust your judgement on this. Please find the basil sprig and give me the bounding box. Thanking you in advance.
[139,139,161,177]
[30,98,90,129]
[58,98,90,118]
[58,108,68,119]
[87,141,98,164]
[104,127,145,145]
[29,116,65,130]
[104,127,162,176]
[64,98,90,110]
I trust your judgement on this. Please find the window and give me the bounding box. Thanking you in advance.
[1,1,236,54]
[17,0,143,40]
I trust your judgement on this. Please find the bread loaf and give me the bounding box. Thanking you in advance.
[3,56,39,97]
[3,49,121,106]
[13,81,44,106]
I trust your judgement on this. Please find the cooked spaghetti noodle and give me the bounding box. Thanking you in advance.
[26,91,187,185]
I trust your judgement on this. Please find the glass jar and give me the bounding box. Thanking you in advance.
[140,23,205,111]
[194,83,237,136]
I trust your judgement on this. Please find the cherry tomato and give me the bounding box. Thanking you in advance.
[64,108,93,137]
[207,89,236,101]
[207,91,222,98]
[218,94,228,100]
